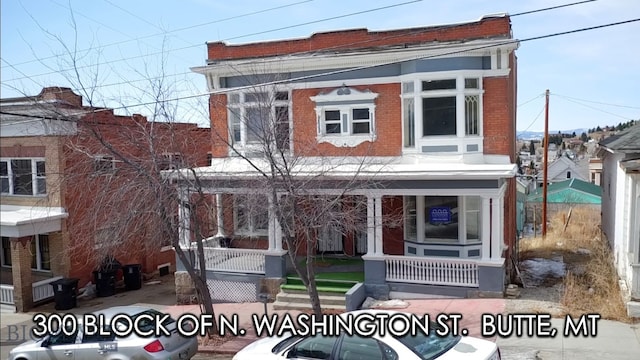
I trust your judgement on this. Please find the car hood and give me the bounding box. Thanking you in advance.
[438,336,499,360]
[233,335,291,360]
[11,339,41,350]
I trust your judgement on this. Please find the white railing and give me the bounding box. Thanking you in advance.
[385,255,479,287]
[33,276,63,303]
[196,247,266,274]
[1,284,15,304]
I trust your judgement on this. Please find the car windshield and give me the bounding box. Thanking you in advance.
[396,321,460,360]
[271,334,301,353]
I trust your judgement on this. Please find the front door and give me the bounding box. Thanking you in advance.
[318,224,343,253]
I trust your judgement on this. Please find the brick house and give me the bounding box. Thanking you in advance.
[1,87,210,312]
[175,14,518,302]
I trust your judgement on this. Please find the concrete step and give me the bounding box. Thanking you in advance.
[279,287,350,297]
[272,300,347,312]
[276,292,346,306]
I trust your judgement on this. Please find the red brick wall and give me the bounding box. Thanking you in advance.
[208,16,511,61]
[63,110,211,286]
[383,196,405,255]
[483,76,514,155]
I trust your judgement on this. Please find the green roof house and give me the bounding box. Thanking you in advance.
[527,178,601,205]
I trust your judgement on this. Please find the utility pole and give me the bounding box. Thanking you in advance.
[542,89,550,238]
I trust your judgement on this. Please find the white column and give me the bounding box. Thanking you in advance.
[491,197,502,259]
[459,196,467,245]
[374,196,383,255]
[268,195,276,251]
[416,196,425,244]
[366,196,375,255]
[179,201,191,248]
[215,193,225,238]
[274,195,283,251]
[499,196,505,251]
[481,196,491,260]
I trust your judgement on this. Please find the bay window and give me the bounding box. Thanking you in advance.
[402,75,483,152]
[0,158,46,196]
[404,195,481,244]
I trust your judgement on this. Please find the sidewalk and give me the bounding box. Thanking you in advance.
[3,277,640,359]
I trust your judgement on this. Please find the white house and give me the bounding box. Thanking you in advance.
[599,123,640,316]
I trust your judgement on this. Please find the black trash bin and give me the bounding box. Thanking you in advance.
[93,270,117,297]
[123,264,142,291]
[50,278,79,310]
[219,237,231,248]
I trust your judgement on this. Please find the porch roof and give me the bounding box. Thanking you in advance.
[170,154,516,182]
[0,205,68,238]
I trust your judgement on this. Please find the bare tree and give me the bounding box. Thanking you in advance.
[194,76,397,316]
[10,11,224,334]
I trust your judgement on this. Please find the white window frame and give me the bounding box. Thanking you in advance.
[400,72,484,154]
[0,157,46,196]
[317,105,376,137]
[311,86,378,147]
[234,194,269,237]
[227,89,292,153]
[403,195,482,244]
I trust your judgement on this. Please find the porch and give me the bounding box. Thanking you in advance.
[0,275,62,307]
[173,155,515,300]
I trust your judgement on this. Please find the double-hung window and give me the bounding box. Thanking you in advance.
[0,158,46,196]
[228,90,291,151]
[311,86,378,147]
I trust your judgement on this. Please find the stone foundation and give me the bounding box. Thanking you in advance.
[175,271,198,305]
[259,277,285,301]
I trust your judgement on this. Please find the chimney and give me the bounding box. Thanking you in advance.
[39,87,83,107]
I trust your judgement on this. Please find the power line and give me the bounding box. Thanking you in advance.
[2,0,421,81]
[1,0,314,70]
[511,0,596,17]
[88,17,640,114]
[552,93,637,120]
[2,0,601,84]
[3,16,638,126]
[518,93,545,108]
[519,104,547,133]
[552,93,640,109]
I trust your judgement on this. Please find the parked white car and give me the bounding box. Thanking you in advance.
[233,310,500,360]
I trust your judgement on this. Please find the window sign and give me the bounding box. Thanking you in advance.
[429,207,451,224]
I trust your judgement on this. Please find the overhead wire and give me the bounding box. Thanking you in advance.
[1,0,315,69]
[25,17,639,115]
[3,0,423,82]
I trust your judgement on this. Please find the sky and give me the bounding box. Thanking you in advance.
[1,0,639,132]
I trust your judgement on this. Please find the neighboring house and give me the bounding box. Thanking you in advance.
[537,156,588,187]
[175,14,519,302]
[589,157,603,186]
[525,178,601,225]
[598,124,640,316]
[0,87,210,312]
[547,143,559,162]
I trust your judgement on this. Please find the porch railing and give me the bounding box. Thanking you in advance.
[33,276,63,303]
[385,255,479,287]
[0,284,14,305]
[0,276,63,306]
[196,247,266,274]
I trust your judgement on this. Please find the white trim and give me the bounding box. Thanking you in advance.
[374,196,383,255]
[481,196,491,260]
[366,196,375,256]
[193,40,518,79]
[157,262,171,270]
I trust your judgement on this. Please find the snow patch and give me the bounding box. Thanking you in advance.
[520,257,565,287]
[361,297,409,309]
